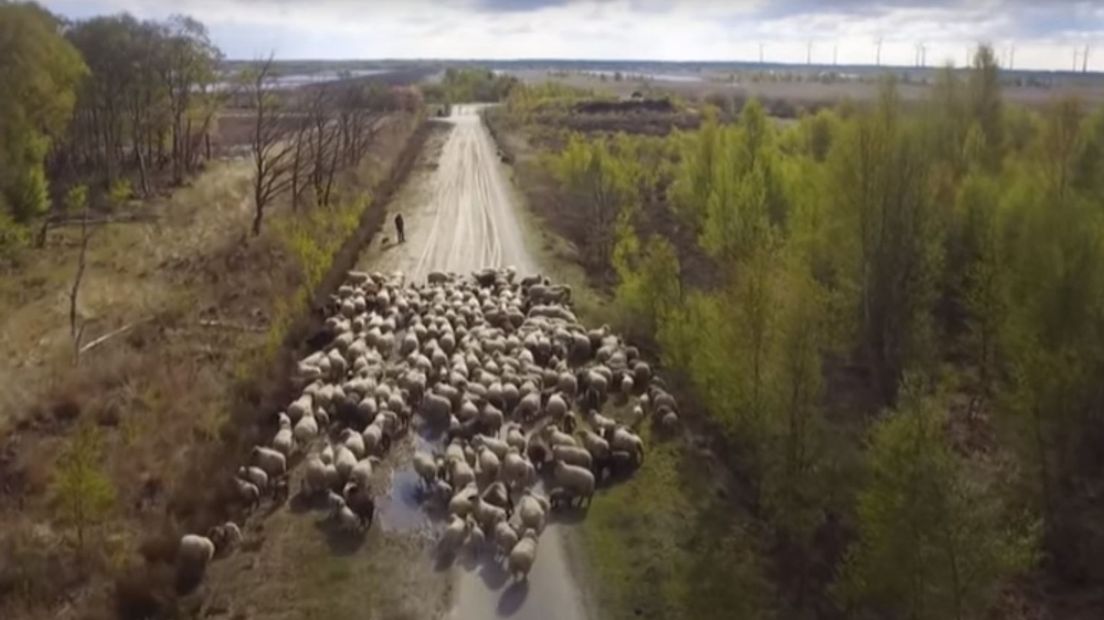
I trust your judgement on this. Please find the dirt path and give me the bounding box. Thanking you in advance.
[360,104,586,620]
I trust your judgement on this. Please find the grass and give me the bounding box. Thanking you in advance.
[0,110,424,619]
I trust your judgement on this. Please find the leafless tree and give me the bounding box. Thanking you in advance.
[250,54,296,235]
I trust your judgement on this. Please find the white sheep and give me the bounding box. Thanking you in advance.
[238,465,269,492]
[293,413,319,444]
[451,459,476,490]
[541,424,578,448]
[544,393,568,421]
[412,451,438,487]
[177,534,216,580]
[508,530,539,581]
[272,417,294,456]
[552,460,595,506]
[334,444,357,481]
[341,428,366,459]
[477,446,501,481]
[251,446,286,477]
[609,427,645,463]
[302,455,329,496]
[494,520,520,558]
[579,429,611,461]
[234,476,260,507]
[517,492,549,533]
[361,421,385,455]
[552,444,593,470]
[421,392,452,426]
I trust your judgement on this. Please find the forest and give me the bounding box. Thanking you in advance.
[500,46,1104,618]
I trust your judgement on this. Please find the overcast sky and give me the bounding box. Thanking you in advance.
[41,0,1104,71]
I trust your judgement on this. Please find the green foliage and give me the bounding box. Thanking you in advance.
[432,68,518,103]
[0,2,86,223]
[50,423,117,558]
[64,184,89,214]
[835,379,1036,619]
[612,226,681,341]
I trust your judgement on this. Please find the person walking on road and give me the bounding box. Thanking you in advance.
[394,213,405,243]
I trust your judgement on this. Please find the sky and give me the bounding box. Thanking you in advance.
[41,0,1104,71]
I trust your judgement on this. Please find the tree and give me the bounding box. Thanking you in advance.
[64,185,92,363]
[50,422,117,564]
[967,45,1003,169]
[249,55,295,235]
[0,3,86,227]
[835,378,1035,620]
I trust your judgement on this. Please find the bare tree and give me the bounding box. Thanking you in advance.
[250,54,295,235]
[65,186,92,364]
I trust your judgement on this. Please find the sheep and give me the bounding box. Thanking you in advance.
[494,520,520,558]
[471,496,508,532]
[177,534,216,581]
[608,426,645,463]
[553,444,593,469]
[541,424,578,448]
[412,451,438,488]
[341,428,366,459]
[467,517,487,550]
[208,522,242,553]
[239,465,269,492]
[361,421,386,455]
[334,444,357,481]
[450,459,476,491]
[501,449,536,490]
[479,403,504,432]
[448,484,478,517]
[504,424,527,453]
[508,530,539,581]
[327,493,364,534]
[552,460,595,506]
[578,429,611,462]
[472,434,510,460]
[440,514,469,555]
[272,421,294,456]
[661,410,680,431]
[544,393,568,421]
[347,458,375,493]
[233,477,260,507]
[587,409,617,434]
[302,455,330,496]
[517,492,549,533]
[421,393,452,426]
[514,392,541,421]
[343,483,376,529]
[251,446,286,478]
[294,413,319,444]
[477,446,501,481]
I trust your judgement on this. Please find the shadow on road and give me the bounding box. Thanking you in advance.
[497,579,531,616]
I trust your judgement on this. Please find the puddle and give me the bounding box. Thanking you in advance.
[377,429,445,532]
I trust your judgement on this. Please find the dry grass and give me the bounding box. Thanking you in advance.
[0,110,423,619]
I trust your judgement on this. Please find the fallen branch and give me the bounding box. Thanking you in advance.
[79,320,147,355]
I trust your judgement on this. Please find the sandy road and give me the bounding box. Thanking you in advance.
[360,105,586,620]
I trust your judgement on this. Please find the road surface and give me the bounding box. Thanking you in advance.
[360,104,587,620]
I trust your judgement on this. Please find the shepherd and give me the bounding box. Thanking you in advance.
[394,213,405,243]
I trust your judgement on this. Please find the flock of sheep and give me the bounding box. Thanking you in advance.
[176,266,680,586]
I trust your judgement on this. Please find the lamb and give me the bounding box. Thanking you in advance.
[208,521,243,553]
[504,423,527,453]
[471,496,508,531]
[508,530,539,581]
[472,434,510,460]
[448,484,478,517]
[587,409,617,434]
[177,534,216,581]
[479,403,504,432]
[553,444,593,469]
[552,460,595,506]
[251,446,286,477]
[361,421,385,455]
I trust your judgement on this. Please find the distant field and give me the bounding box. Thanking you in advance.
[507,68,1104,109]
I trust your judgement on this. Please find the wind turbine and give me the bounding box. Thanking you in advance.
[876,37,883,66]
[1084,45,1091,73]
[807,40,813,65]
[1074,48,1080,72]
[833,43,839,66]
[1009,44,1015,70]
[759,42,764,65]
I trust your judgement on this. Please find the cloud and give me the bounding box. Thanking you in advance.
[39,0,1104,70]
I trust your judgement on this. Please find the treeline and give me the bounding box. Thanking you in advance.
[534,46,1104,617]
[423,68,518,104]
[0,3,222,250]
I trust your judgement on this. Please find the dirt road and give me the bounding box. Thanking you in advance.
[361,104,587,620]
